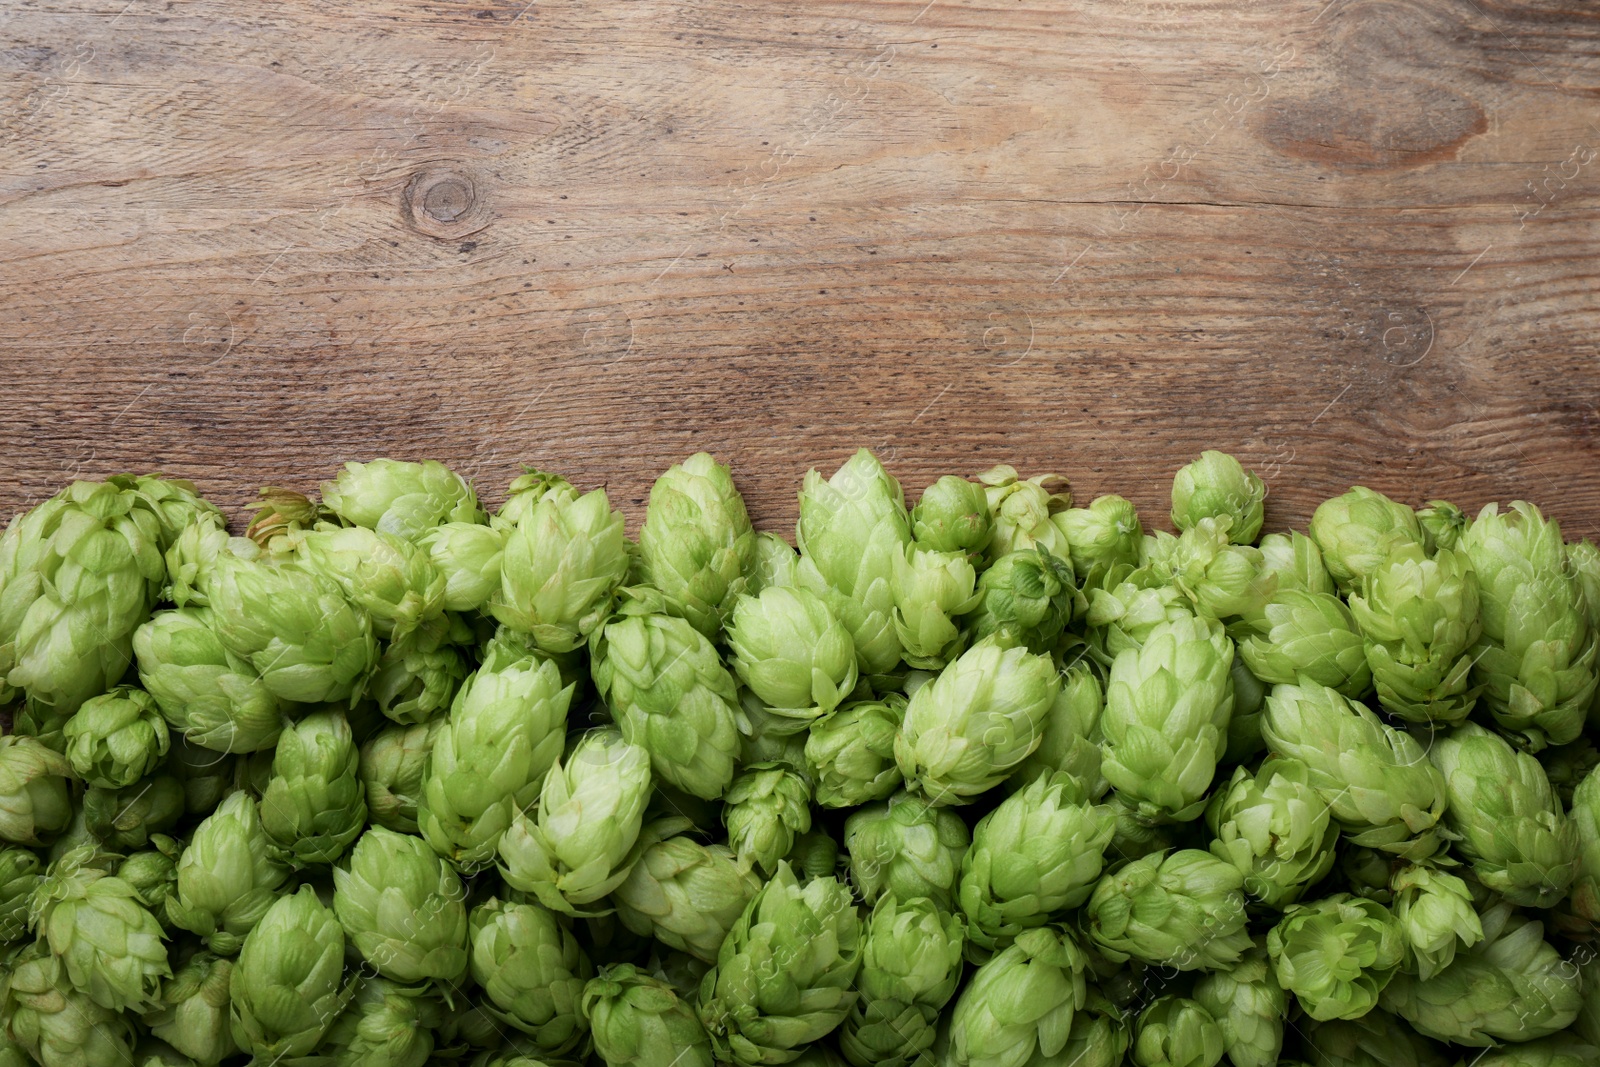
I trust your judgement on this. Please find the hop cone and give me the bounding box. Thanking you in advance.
[292,524,447,641]
[1391,862,1484,981]
[637,451,758,639]
[1262,681,1447,859]
[321,458,483,539]
[0,735,73,845]
[1055,494,1143,588]
[959,773,1116,954]
[1268,894,1403,1022]
[498,727,654,913]
[612,820,763,963]
[795,449,912,676]
[726,585,859,728]
[581,963,715,1067]
[967,546,1078,654]
[1308,486,1424,593]
[805,695,904,808]
[1086,849,1250,971]
[489,475,629,653]
[1009,663,1104,798]
[1380,903,1581,1046]
[30,851,171,1012]
[317,976,442,1067]
[1171,450,1265,544]
[258,709,367,867]
[894,637,1061,805]
[369,630,468,726]
[133,607,285,754]
[146,950,237,1065]
[1348,543,1481,725]
[358,717,442,834]
[698,863,863,1066]
[843,791,970,911]
[839,895,965,1067]
[1429,722,1579,907]
[62,686,168,789]
[166,791,290,955]
[1131,996,1225,1067]
[1,940,136,1067]
[942,925,1087,1067]
[976,464,1073,564]
[722,762,813,876]
[418,643,571,872]
[334,825,470,983]
[417,520,504,612]
[1205,758,1338,908]
[1233,590,1371,696]
[1192,946,1284,1067]
[593,595,745,800]
[910,475,992,560]
[1462,500,1596,749]
[83,772,184,850]
[1256,530,1336,596]
[890,544,980,668]
[1101,615,1235,823]
[229,885,353,1061]
[468,896,594,1057]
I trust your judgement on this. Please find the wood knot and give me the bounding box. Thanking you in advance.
[404,167,491,240]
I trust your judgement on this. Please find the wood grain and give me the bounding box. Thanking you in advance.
[2,0,1598,540]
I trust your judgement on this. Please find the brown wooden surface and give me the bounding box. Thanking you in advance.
[2,0,1599,538]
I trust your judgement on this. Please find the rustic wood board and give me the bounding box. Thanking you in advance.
[2,0,1598,540]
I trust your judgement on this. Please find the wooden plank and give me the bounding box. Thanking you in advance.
[1,0,1597,539]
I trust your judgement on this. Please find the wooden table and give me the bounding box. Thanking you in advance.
[3,0,1597,539]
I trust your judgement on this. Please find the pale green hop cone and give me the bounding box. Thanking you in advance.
[976,464,1073,564]
[416,519,505,613]
[30,848,170,1012]
[1390,862,1483,981]
[838,895,964,1067]
[611,819,762,963]
[321,458,484,539]
[1268,894,1403,1022]
[967,546,1079,655]
[942,925,1087,1067]
[1055,494,1143,589]
[1233,589,1371,697]
[1308,486,1424,593]
[468,896,594,1058]
[317,975,442,1067]
[166,791,290,955]
[1170,450,1265,545]
[1191,944,1284,1067]
[910,474,992,560]
[726,584,859,728]
[292,523,447,641]
[258,709,367,868]
[133,607,285,754]
[334,825,470,984]
[843,790,970,912]
[359,717,444,835]
[0,735,73,845]
[1086,849,1250,972]
[636,451,758,640]
[229,885,353,1061]
[1131,996,1225,1067]
[805,695,905,808]
[890,543,980,669]
[62,685,169,789]
[0,847,40,943]
[1008,662,1104,799]
[1204,758,1338,909]
[145,950,238,1066]
[581,963,715,1067]
[1,940,136,1067]
[722,762,813,877]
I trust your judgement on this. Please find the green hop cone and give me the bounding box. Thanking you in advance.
[369,631,468,726]
[0,477,170,715]
[637,452,758,639]
[2,940,136,1067]
[1055,494,1143,589]
[1296,1010,1451,1067]
[1391,862,1484,981]
[910,474,992,560]
[166,791,289,955]
[1171,451,1266,545]
[1157,519,1276,621]
[133,607,285,754]
[890,544,980,669]
[83,772,184,850]
[317,976,442,1067]
[416,520,505,613]
[334,825,470,983]
[894,636,1061,805]
[976,464,1073,564]
[697,863,863,1066]
[0,847,40,942]
[1205,758,1338,908]
[468,896,594,1057]
[62,686,169,789]
[843,791,969,911]
[498,727,653,914]
[258,709,366,867]
[1416,499,1468,555]
[146,950,237,1066]
[207,550,378,704]
[162,512,243,609]
[1261,681,1447,859]
[751,531,800,592]
[229,884,353,1061]
[727,585,859,727]
[942,925,1086,1067]
[1101,615,1234,823]
[359,717,444,835]
[118,838,180,916]
[1256,531,1336,596]
[795,449,913,676]
[320,458,484,539]
[1084,575,1195,664]
[593,595,746,800]
[30,850,171,1012]
[959,773,1116,955]
[722,762,813,877]
[581,963,715,1067]
[292,524,447,641]
[1570,764,1600,933]
[785,829,840,881]
[611,820,763,963]
[419,644,571,872]
[1233,589,1371,696]
[968,546,1078,654]
[1347,543,1481,725]
[0,735,73,845]
[1267,893,1403,1021]
[1009,662,1104,798]
[1086,849,1250,971]
[1380,902,1581,1046]
[1462,501,1597,750]
[805,695,905,808]
[1192,945,1284,1067]
[1053,987,1131,1067]
[1308,486,1424,593]
[1428,721,1579,907]
[1543,737,1600,809]
[838,895,965,1067]
[489,474,630,653]
[1132,996,1225,1067]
